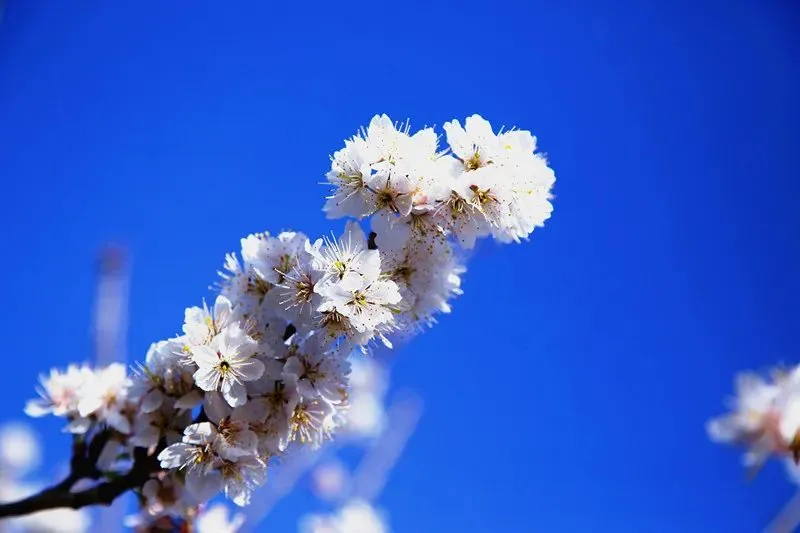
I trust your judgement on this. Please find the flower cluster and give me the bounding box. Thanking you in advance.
[325,114,554,248]
[707,366,800,476]
[23,114,555,527]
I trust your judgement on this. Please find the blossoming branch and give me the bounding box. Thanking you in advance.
[3,114,556,528]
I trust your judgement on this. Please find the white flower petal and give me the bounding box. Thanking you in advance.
[194,365,220,392]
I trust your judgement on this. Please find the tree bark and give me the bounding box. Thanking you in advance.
[0,443,158,520]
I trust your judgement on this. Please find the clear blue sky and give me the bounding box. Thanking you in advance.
[1,1,798,532]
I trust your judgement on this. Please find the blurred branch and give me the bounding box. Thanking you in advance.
[350,390,422,501]
[93,245,129,367]
[0,439,157,520]
[93,245,130,533]
[765,491,800,533]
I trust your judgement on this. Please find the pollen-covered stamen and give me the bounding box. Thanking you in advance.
[290,403,325,444]
[320,309,346,326]
[265,381,290,409]
[220,460,244,482]
[204,315,219,337]
[409,212,431,233]
[347,291,369,313]
[391,265,415,284]
[295,279,314,303]
[246,273,271,301]
[465,152,482,170]
[463,149,492,171]
[443,191,469,220]
[187,444,213,467]
[297,354,325,383]
[290,408,312,443]
[278,267,317,311]
[338,171,364,188]
[332,260,347,277]
[272,254,296,285]
[217,416,243,443]
[138,363,163,388]
[373,179,408,215]
[319,309,356,338]
[469,184,498,206]
[316,232,367,281]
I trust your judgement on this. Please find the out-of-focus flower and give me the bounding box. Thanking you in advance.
[300,499,389,533]
[709,367,800,473]
[196,504,245,533]
[0,423,41,475]
[310,460,350,502]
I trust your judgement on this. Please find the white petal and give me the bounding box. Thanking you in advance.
[192,346,220,367]
[186,468,223,502]
[63,418,92,434]
[24,400,51,418]
[183,422,217,445]
[204,391,231,424]
[77,395,104,418]
[232,397,269,423]
[222,379,248,408]
[105,410,131,434]
[213,294,233,326]
[228,482,252,507]
[283,357,304,379]
[142,479,159,500]
[235,358,265,382]
[194,365,220,392]
[175,389,204,410]
[96,439,120,471]
[130,425,160,449]
[158,443,192,469]
[140,389,163,413]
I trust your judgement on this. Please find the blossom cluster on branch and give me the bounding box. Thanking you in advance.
[708,367,800,478]
[14,114,555,528]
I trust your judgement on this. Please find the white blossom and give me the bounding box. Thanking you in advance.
[708,368,800,472]
[183,294,235,347]
[307,221,380,288]
[442,114,555,244]
[76,363,132,434]
[283,332,350,403]
[141,473,187,517]
[25,365,92,420]
[317,273,401,334]
[192,324,265,407]
[0,423,41,475]
[158,422,224,502]
[220,454,268,506]
[204,391,259,460]
[20,113,555,522]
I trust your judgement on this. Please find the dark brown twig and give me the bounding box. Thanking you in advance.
[0,440,159,520]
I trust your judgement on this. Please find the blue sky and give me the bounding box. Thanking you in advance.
[0,1,798,531]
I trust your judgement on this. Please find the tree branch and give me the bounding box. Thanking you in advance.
[0,445,159,520]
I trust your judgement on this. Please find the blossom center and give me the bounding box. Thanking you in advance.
[465,152,483,170]
[338,172,363,188]
[247,274,271,299]
[469,184,497,205]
